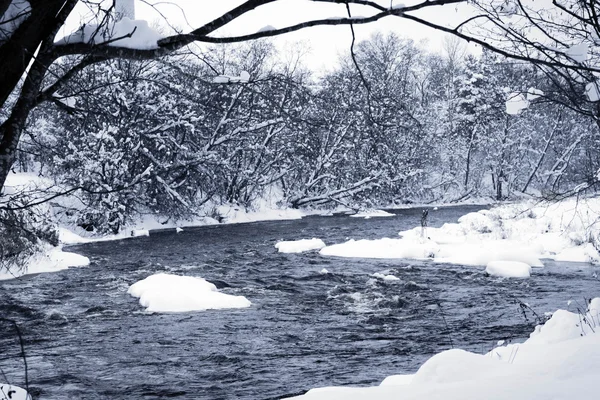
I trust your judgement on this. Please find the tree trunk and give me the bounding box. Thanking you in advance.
[464,125,477,189]
[496,171,503,200]
[0,0,70,107]
[0,53,51,191]
[522,115,559,193]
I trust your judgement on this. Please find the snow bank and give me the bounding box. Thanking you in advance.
[275,238,326,253]
[351,209,395,219]
[217,204,304,224]
[0,245,90,280]
[0,383,31,400]
[320,237,542,267]
[321,198,600,266]
[128,273,251,313]
[485,261,531,278]
[286,298,600,400]
[55,18,162,49]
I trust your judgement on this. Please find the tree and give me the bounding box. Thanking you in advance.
[0,0,466,196]
[3,0,600,201]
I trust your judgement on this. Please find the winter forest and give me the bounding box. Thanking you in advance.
[2,1,600,400]
[9,32,600,236]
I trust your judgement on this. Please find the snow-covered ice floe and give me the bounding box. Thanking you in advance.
[275,238,326,253]
[321,198,600,267]
[0,245,90,280]
[0,383,31,400]
[486,261,531,278]
[350,209,395,219]
[286,298,600,400]
[128,273,251,313]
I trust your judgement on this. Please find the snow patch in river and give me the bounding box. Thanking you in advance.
[0,383,31,400]
[486,261,531,278]
[286,298,600,400]
[275,238,326,253]
[351,209,395,219]
[128,273,251,313]
[321,198,600,266]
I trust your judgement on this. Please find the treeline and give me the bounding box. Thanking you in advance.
[16,34,600,233]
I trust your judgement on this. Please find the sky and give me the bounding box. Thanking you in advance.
[66,0,478,71]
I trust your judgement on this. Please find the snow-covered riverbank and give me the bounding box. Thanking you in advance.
[320,198,600,273]
[287,298,600,400]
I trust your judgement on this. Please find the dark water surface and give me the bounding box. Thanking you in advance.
[1,205,598,399]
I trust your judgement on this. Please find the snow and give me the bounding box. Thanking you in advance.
[373,272,400,281]
[0,384,31,400]
[566,42,589,62]
[320,236,543,267]
[379,374,413,386]
[526,87,544,101]
[286,299,600,400]
[505,92,529,114]
[128,273,251,313]
[276,238,326,253]
[58,206,305,245]
[498,0,518,16]
[485,260,531,278]
[131,229,149,237]
[350,209,395,219]
[0,245,90,281]
[55,18,162,49]
[585,81,600,101]
[213,71,251,84]
[321,198,600,266]
[258,25,276,32]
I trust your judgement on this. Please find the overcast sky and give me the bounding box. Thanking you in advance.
[67,0,477,71]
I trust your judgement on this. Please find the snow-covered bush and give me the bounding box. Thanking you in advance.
[0,203,59,275]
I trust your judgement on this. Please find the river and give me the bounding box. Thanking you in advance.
[0,205,597,399]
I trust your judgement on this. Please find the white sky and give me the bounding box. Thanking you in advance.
[66,0,478,71]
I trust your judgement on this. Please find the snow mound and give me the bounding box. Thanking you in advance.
[320,237,542,267]
[55,18,162,49]
[351,209,394,218]
[58,227,93,244]
[0,246,90,280]
[485,261,531,278]
[0,384,31,400]
[373,272,400,281]
[286,298,600,400]
[322,198,600,266]
[275,238,326,253]
[379,374,413,386]
[128,273,251,313]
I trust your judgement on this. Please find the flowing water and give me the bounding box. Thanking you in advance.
[0,205,598,399]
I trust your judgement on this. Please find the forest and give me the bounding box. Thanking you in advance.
[4,33,599,237]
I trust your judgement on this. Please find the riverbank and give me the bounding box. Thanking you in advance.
[288,297,600,400]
